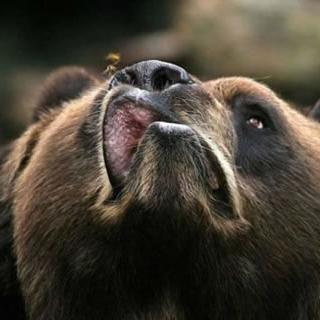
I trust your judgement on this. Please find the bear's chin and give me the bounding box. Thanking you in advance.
[104,126,236,231]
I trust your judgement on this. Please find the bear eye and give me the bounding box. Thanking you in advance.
[246,116,265,129]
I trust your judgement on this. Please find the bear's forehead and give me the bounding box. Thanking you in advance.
[202,77,279,106]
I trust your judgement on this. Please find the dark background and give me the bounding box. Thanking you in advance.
[0,0,319,144]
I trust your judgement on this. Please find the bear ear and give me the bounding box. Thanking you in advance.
[309,99,320,122]
[33,66,99,122]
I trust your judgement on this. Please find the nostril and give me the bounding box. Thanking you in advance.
[151,67,193,91]
[151,67,192,91]
[109,69,138,90]
[152,68,178,91]
[126,70,138,86]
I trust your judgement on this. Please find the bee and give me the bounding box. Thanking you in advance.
[104,52,121,78]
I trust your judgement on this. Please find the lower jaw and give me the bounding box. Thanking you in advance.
[110,130,232,219]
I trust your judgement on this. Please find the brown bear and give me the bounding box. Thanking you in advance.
[0,60,320,320]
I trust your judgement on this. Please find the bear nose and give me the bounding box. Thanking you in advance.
[109,60,193,91]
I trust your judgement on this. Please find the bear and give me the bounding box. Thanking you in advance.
[0,60,320,320]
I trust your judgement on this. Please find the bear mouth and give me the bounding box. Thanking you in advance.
[103,94,164,185]
[103,89,234,218]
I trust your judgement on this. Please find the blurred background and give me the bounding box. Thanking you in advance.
[0,0,319,144]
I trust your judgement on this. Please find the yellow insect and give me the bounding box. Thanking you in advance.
[104,53,121,77]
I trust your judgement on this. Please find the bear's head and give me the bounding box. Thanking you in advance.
[1,61,320,319]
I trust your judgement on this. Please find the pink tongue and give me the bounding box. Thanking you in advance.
[104,103,158,180]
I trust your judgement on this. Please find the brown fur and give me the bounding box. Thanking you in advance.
[0,65,320,320]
